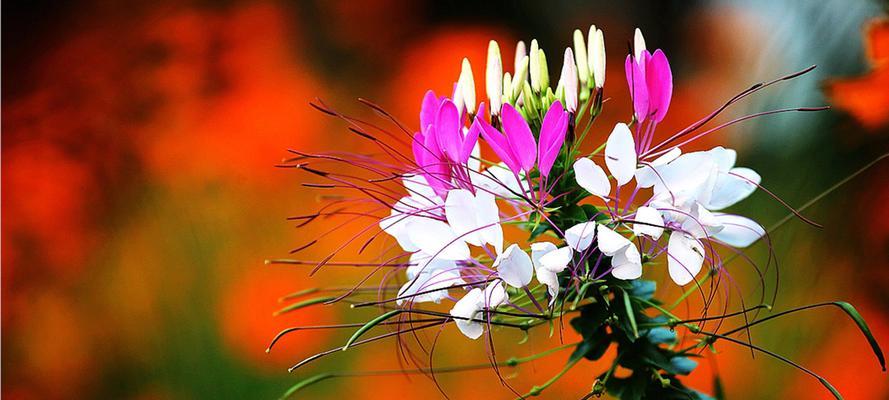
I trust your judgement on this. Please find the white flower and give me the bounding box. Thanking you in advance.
[533,244,573,303]
[573,157,610,199]
[404,217,471,260]
[666,232,705,286]
[632,206,664,239]
[486,40,503,115]
[450,288,485,339]
[596,224,642,280]
[640,147,760,210]
[445,189,503,254]
[565,221,597,251]
[494,243,533,288]
[635,147,681,188]
[450,282,507,339]
[378,175,444,252]
[605,123,637,186]
[398,252,464,305]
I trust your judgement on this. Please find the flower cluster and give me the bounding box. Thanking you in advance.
[274,25,885,400]
[380,28,765,341]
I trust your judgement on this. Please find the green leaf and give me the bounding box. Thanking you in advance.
[622,290,640,340]
[834,301,886,371]
[342,309,402,350]
[279,373,335,399]
[273,296,336,316]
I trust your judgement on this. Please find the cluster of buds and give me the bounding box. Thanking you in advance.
[454,25,606,122]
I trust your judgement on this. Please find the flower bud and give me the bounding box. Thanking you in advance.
[588,26,606,88]
[511,55,529,101]
[558,48,578,113]
[502,72,512,104]
[514,40,526,73]
[529,39,541,92]
[486,40,503,115]
[459,58,476,114]
[573,29,589,85]
[634,27,646,61]
[537,49,549,92]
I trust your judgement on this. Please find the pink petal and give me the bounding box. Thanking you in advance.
[537,101,569,177]
[422,127,451,197]
[646,49,673,123]
[435,100,463,162]
[500,103,537,172]
[477,117,520,174]
[420,90,439,130]
[625,53,650,123]
[458,102,485,163]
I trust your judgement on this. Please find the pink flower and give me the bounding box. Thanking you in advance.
[625,42,673,124]
[477,102,569,179]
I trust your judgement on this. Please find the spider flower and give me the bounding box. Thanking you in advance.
[274,23,881,400]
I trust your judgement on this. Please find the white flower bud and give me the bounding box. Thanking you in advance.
[558,48,578,113]
[514,40,526,73]
[634,28,646,61]
[529,39,541,92]
[511,55,529,101]
[573,29,589,85]
[502,72,512,103]
[589,26,606,88]
[486,40,503,115]
[459,58,476,114]
[537,49,549,92]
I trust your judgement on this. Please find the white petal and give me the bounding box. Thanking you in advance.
[706,167,760,210]
[633,206,665,239]
[611,244,642,280]
[635,147,681,188]
[475,190,504,254]
[445,189,484,246]
[596,224,633,256]
[467,141,482,172]
[483,282,508,307]
[379,209,420,252]
[538,246,573,272]
[530,242,558,270]
[407,251,457,279]
[712,214,765,248]
[403,174,437,200]
[707,146,737,172]
[667,233,705,286]
[476,163,524,198]
[397,269,462,305]
[536,267,560,301]
[681,202,724,239]
[494,244,533,288]
[604,123,637,186]
[574,158,610,198]
[652,152,718,203]
[405,218,470,260]
[565,222,597,251]
[450,289,484,339]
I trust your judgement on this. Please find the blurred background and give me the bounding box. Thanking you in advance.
[3,0,889,398]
